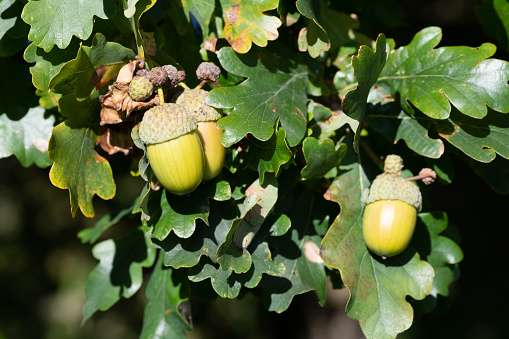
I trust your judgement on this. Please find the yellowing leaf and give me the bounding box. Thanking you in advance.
[220,0,281,53]
[48,93,115,217]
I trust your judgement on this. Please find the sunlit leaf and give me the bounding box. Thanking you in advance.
[379,26,509,119]
[208,46,308,148]
[219,0,281,54]
[296,0,330,58]
[49,33,135,98]
[301,137,346,178]
[342,34,387,151]
[21,0,114,52]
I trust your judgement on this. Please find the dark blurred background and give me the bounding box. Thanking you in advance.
[2,0,509,338]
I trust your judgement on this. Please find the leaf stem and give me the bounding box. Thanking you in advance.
[157,87,165,104]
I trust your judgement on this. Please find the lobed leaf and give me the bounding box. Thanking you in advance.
[301,137,346,178]
[21,0,114,52]
[208,46,308,148]
[24,40,81,92]
[379,26,509,119]
[412,212,463,313]
[342,34,387,152]
[146,179,232,240]
[217,175,278,273]
[48,93,115,218]
[139,254,191,339]
[0,106,54,168]
[219,0,281,54]
[261,188,327,313]
[154,200,238,269]
[296,0,330,58]
[49,33,135,98]
[367,103,509,162]
[320,140,434,339]
[366,102,445,159]
[181,0,215,37]
[82,228,156,324]
[245,129,293,184]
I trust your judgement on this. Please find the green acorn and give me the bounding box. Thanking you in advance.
[128,75,154,101]
[176,88,225,181]
[361,155,422,258]
[139,103,204,195]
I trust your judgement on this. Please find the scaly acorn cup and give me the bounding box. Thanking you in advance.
[139,103,204,195]
[176,88,225,181]
[128,75,154,101]
[361,155,422,258]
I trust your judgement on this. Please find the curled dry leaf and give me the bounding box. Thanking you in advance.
[98,123,135,155]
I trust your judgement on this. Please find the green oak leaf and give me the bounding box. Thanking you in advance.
[342,33,387,152]
[476,0,509,51]
[123,0,156,60]
[49,33,135,98]
[188,257,243,298]
[154,200,238,269]
[308,103,357,140]
[208,46,308,148]
[0,0,29,57]
[24,40,81,92]
[82,228,156,324]
[301,137,346,178]
[436,108,509,163]
[146,179,232,240]
[320,140,434,339]
[296,0,330,58]
[368,103,509,163]
[245,129,293,183]
[0,106,54,168]
[217,175,278,273]
[219,0,281,54]
[379,26,509,119]
[412,212,463,313]
[139,254,191,339]
[366,102,445,159]
[243,239,286,289]
[78,197,141,244]
[21,0,114,52]
[48,93,115,218]
[261,188,327,313]
[181,0,215,37]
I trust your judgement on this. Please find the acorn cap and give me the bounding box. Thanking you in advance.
[139,103,198,145]
[175,89,222,122]
[361,155,422,211]
[148,67,169,87]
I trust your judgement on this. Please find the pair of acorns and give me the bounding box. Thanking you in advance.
[137,88,225,195]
